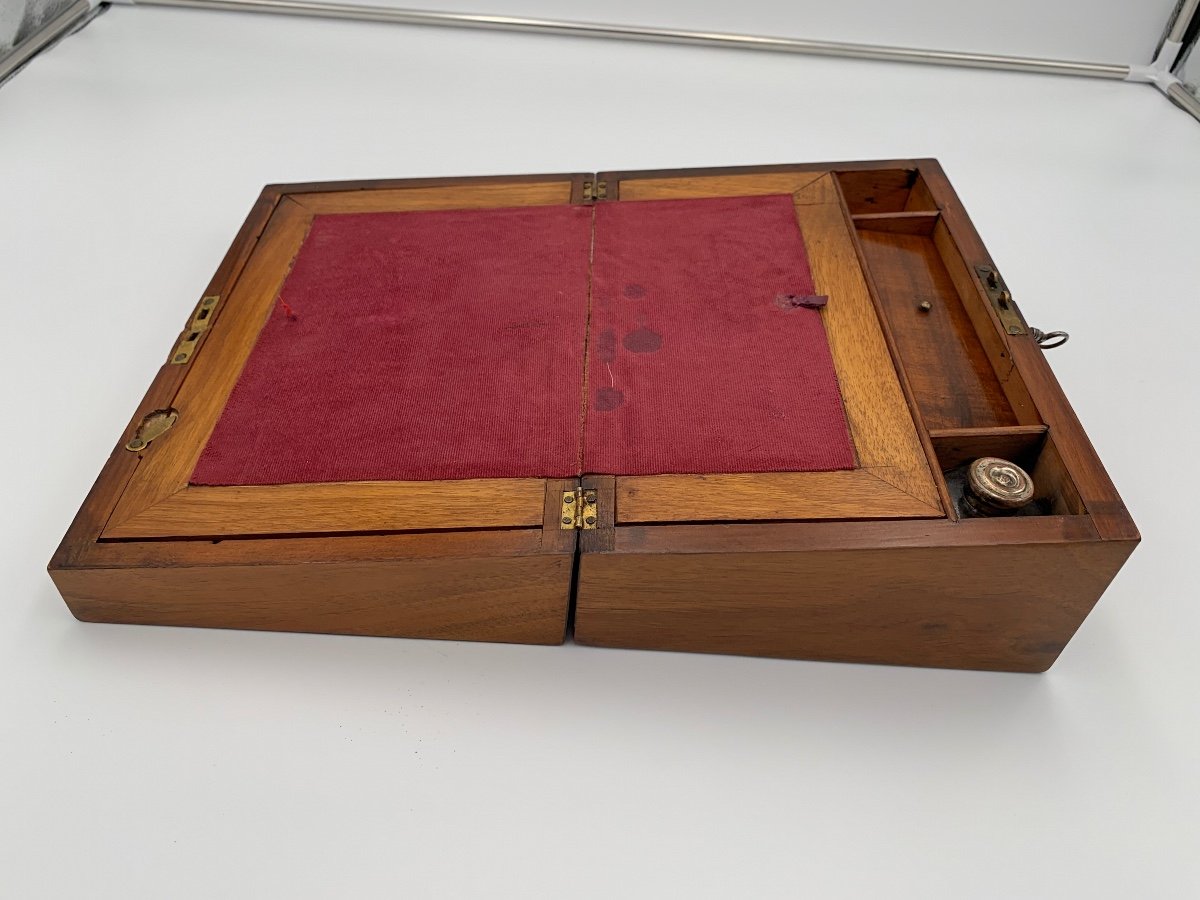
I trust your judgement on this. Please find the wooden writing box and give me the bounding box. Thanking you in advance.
[49,160,1138,672]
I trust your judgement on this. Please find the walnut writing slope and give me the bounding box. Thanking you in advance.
[49,161,1139,672]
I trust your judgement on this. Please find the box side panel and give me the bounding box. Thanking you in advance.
[52,553,573,646]
[574,540,1135,671]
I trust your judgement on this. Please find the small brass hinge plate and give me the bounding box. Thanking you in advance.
[170,294,220,365]
[974,265,1027,336]
[560,488,598,530]
[126,408,179,452]
[582,181,608,203]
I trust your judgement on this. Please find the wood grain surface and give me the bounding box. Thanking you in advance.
[574,535,1135,671]
[857,228,1019,429]
[104,181,580,540]
[610,172,943,523]
[291,180,573,215]
[56,552,572,645]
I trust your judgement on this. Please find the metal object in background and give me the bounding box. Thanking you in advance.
[1154,0,1200,116]
[0,0,99,85]
[132,0,1133,80]
[130,0,1200,122]
[3,0,1196,124]
[1167,0,1200,46]
[1167,78,1200,116]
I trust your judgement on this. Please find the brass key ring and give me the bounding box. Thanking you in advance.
[1031,328,1069,349]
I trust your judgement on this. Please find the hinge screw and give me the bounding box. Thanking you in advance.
[585,516,596,525]
[562,516,573,525]
[564,495,574,503]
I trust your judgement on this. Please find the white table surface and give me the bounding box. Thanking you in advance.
[2,6,1199,897]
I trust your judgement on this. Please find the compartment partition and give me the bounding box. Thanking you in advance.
[837,168,1039,433]
[856,226,1019,429]
[835,168,1080,521]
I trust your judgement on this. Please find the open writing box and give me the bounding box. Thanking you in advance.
[49,161,1138,672]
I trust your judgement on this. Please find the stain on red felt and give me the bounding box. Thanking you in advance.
[191,204,593,485]
[623,325,662,353]
[594,328,618,363]
[584,194,854,476]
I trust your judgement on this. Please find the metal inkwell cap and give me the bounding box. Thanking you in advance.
[966,457,1035,512]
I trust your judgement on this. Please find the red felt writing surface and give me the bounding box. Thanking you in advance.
[192,195,852,486]
[191,205,593,485]
[583,194,854,476]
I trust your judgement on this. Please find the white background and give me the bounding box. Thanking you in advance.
[2,4,1199,897]
[318,0,1183,65]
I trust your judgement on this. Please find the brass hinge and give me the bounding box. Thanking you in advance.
[560,488,598,530]
[974,265,1027,336]
[170,294,220,365]
[582,180,608,203]
[126,408,179,452]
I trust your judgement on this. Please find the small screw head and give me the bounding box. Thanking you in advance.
[562,516,573,525]
[584,516,596,525]
[918,300,932,312]
[563,495,574,503]
[127,438,145,451]
[585,492,597,503]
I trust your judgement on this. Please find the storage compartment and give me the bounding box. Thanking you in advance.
[929,426,1086,519]
[857,226,1018,428]
[835,168,937,214]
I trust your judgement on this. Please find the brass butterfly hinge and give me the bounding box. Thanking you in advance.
[126,408,179,452]
[582,181,608,203]
[560,488,598,530]
[170,294,220,365]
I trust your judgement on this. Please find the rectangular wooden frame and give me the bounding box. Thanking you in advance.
[609,171,941,523]
[104,177,583,540]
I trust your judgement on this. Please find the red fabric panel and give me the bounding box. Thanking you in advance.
[191,205,592,485]
[583,194,854,475]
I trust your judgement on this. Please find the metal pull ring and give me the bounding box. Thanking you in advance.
[1031,328,1069,350]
